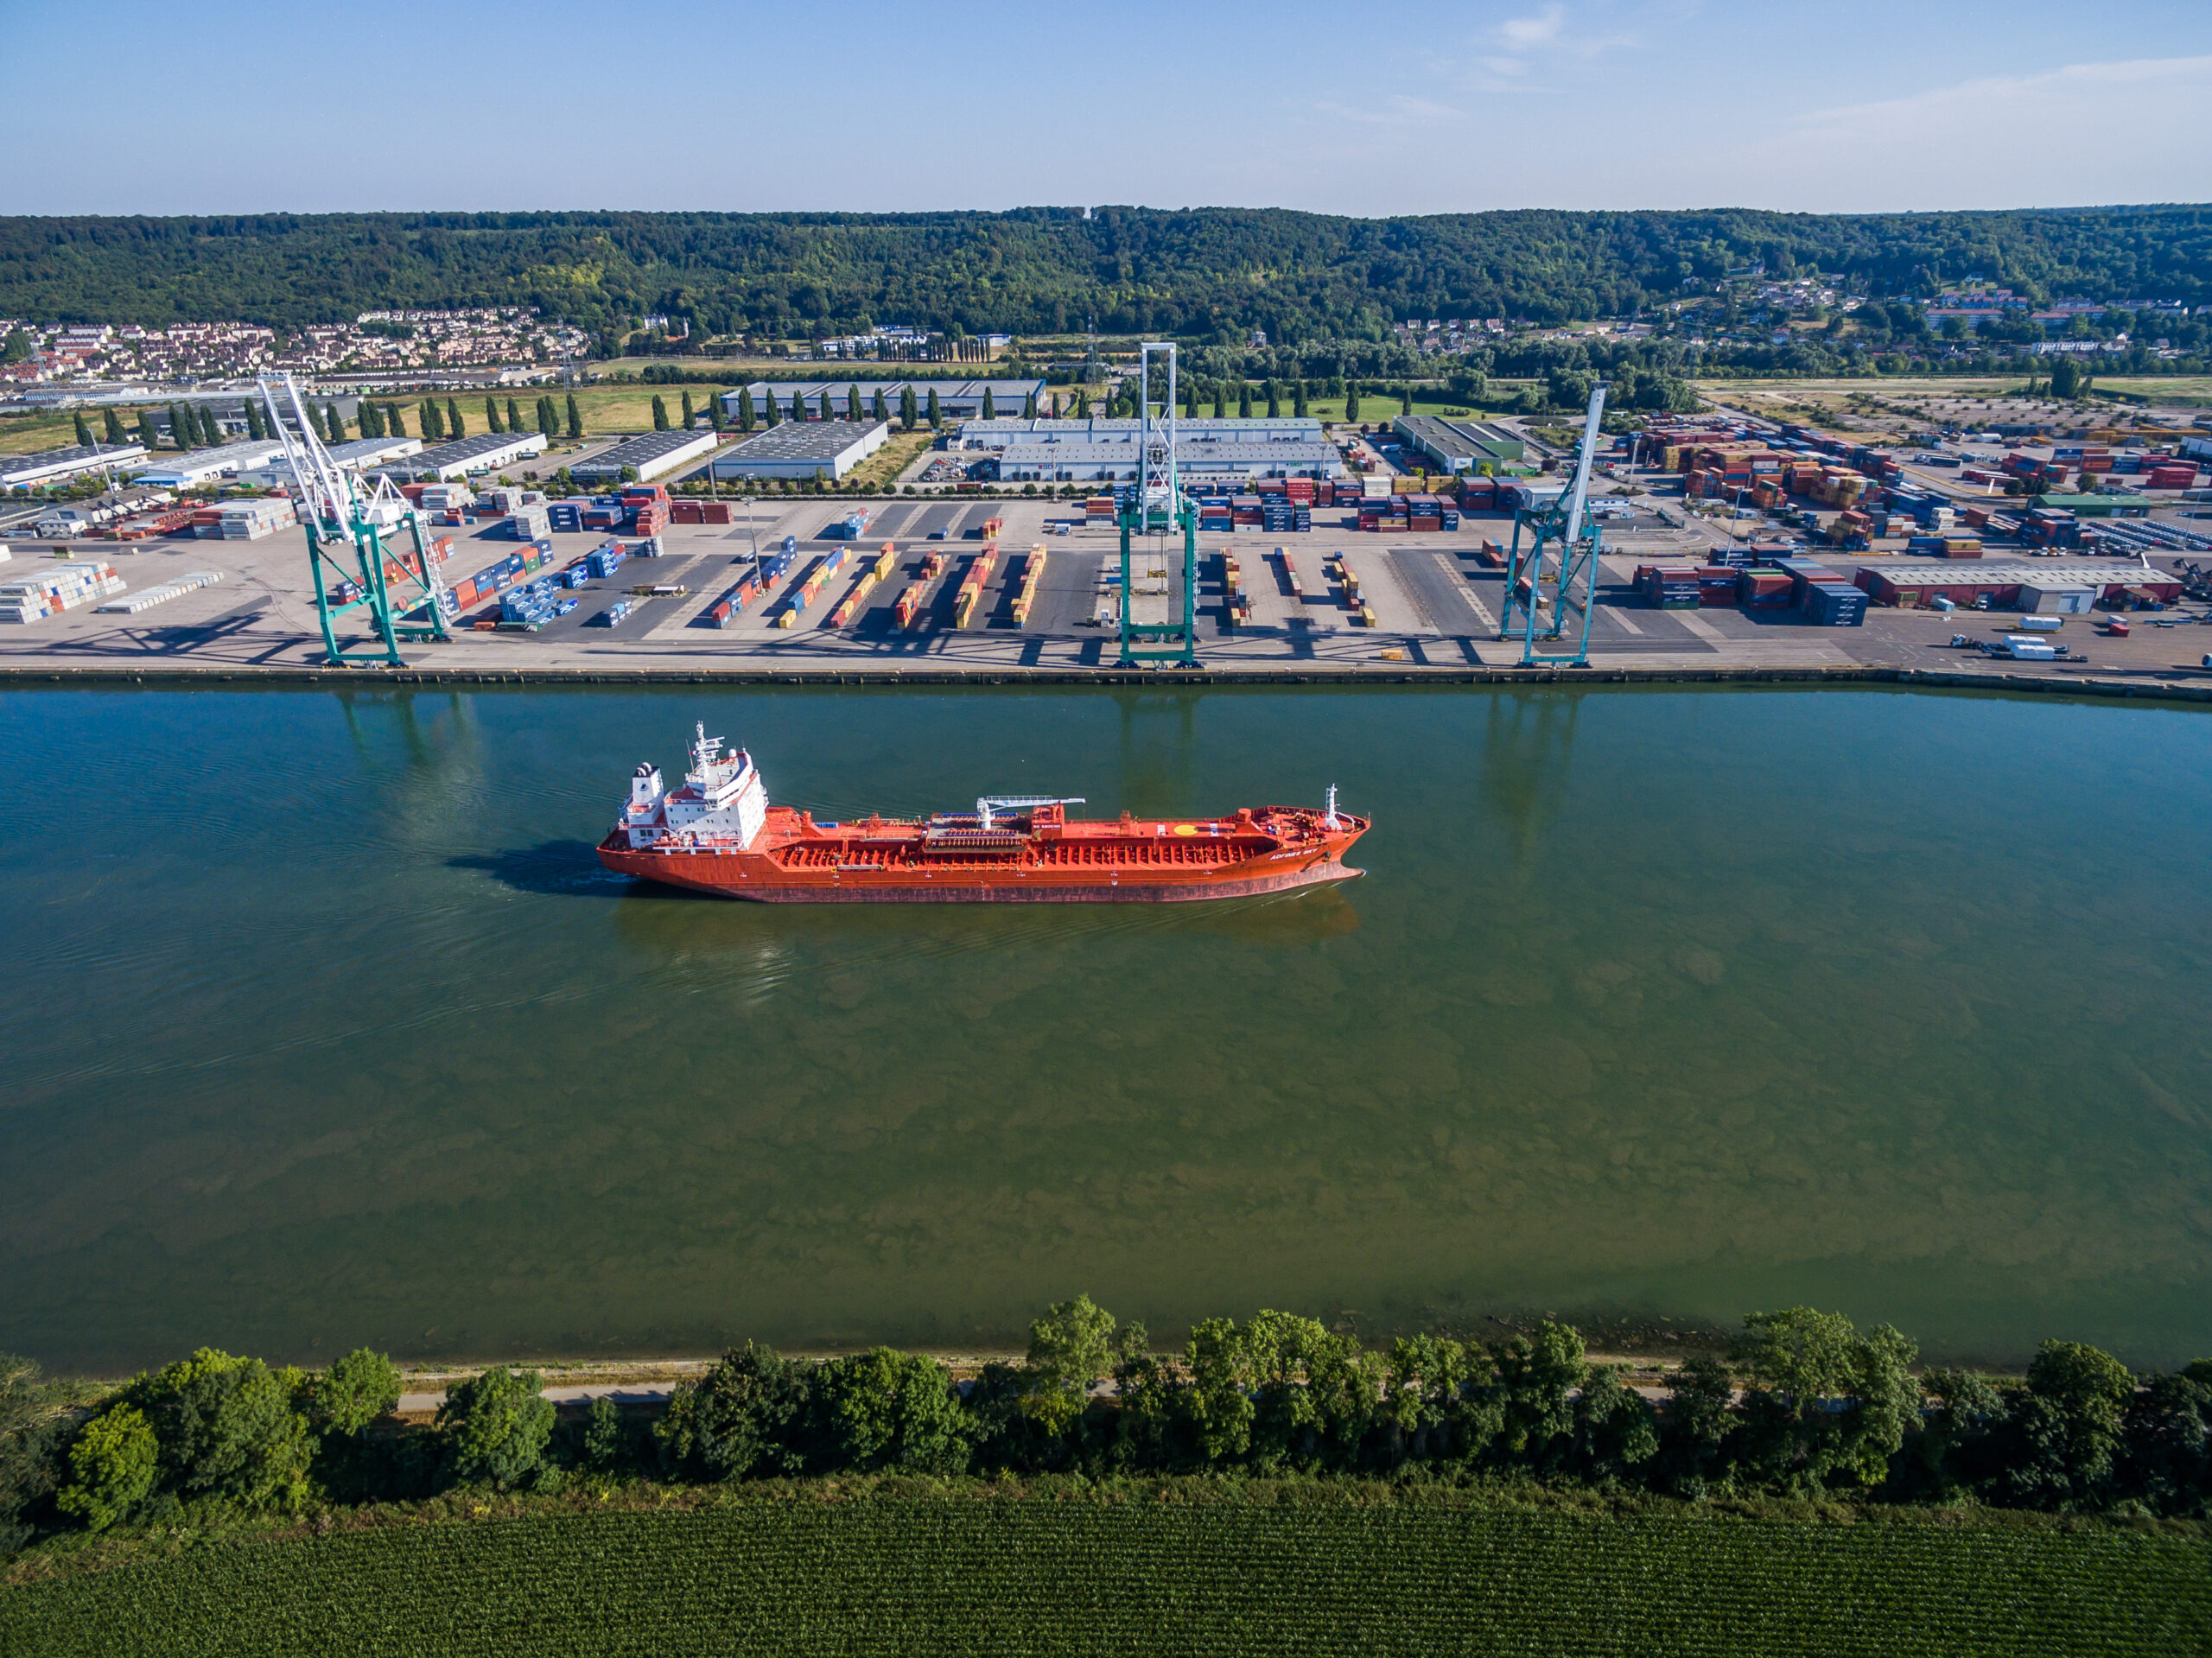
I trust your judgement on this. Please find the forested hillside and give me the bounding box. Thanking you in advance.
[3,206,2208,339]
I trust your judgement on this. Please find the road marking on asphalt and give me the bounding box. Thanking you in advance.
[1438,555,1496,628]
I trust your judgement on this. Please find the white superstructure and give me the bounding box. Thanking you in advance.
[620,724,770,849]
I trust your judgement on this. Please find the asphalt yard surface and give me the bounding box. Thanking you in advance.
[6,495,2209,685]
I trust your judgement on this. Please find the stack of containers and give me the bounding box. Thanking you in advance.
[632,536,664,558]
[585,541,628,581]
[761,541,797,586]
[547,499,582,533]
[1458,477,1498,514]
[1261,494,1310,534]
[582,502,624,531]
[1636,564,1700,608]
[1084,496,1116,523]
[919,550,946,581]
[96,569,223,613]
[1475,537,1506,568]
[1197,497,1233,533]
[1009,547,1046,625]
[1738,569,1794,608]
[1405,494,1444,533]
[1,559,128,622]
[893,583,926,629]
[1232,494,1265,529]
[500,575,557,630]
[1804,581,1868,626]
[218,499,298,540]
[508,504,552,541]
[823,510,873,540]
[1695,567,1739,607]
[2147,462,2198,490]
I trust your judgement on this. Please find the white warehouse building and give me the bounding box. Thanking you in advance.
[132,438,289,490]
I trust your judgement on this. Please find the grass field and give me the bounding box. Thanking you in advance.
[0,408,96,454]
[3,1494,2202,1657]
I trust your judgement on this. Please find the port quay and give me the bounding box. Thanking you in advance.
[5,490,2209,703]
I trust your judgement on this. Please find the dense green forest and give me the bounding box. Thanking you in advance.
[3,206,2209,339]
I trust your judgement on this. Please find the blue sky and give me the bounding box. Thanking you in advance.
[10,0,2212,216]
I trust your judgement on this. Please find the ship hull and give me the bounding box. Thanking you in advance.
[597,841,1363,903]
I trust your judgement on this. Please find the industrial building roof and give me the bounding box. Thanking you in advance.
[995,441,1339,467]
[133,439,289,484]
[0,441,150,487]
[959,417,1324,450]
[715,420,888,461]
[569,429,720,481]
[1871,562,2169,588]
[324,435,423,468]
[1394,415,1525,465]
[370,430,548,480]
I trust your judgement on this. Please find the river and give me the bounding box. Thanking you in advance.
[2,684,2208,1373]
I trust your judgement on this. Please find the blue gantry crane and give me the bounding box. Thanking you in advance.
[1499,383,1610,668]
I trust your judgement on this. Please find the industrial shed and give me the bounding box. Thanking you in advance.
[709,420,889,480]
[569,429,720,486]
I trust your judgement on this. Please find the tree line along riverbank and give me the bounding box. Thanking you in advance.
[6,1299,2209,1570]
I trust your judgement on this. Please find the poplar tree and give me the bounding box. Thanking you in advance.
[328,404,348,441]
[1294,381,1309,417]
[817,390,833,421]
[764,387,781,427]
[361,401,385,439]
[104,408,128,445]
[1183,384,1196,418]
[1267,381,1281,418]
[738,388,757,431]
[137,410,161,451]
[873,389,888,422]
[445,400,463,439]
[388,403,407,437]
[1074,389,1089,418]
[1401,384,1414,415]
[486,397,504,433]
[899,386,915,429]
[709,396,725,432]
[1344,383,1361,422]
[1238,383,1252,418]
[507,398,523,434]
[168,403,193,448]
[1214,384,1225,417]
[652,395,670,431]
[538,397,558,437]
[682,391,696,427]
[422,400,443,440]
[982,387,996,419]
[1024,391,1037,419]
[198,405,221,446]
[926,388,941,429]
[565,394,582,437]
[74,412,93,446]
[846,384,861,422]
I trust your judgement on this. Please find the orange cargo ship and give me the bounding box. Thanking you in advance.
[597,724,1368,903]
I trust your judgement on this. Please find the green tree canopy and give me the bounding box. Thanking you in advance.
[437,1367,553,1490]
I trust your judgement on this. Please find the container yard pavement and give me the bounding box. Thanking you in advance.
[4,497,2210,693]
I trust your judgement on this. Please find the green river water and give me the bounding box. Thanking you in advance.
[3,685,2209,1374]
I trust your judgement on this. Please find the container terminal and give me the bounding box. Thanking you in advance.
[3,376,2209,695]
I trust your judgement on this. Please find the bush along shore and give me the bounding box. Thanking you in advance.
[4,1300,2209,1579]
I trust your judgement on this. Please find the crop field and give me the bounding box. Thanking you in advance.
[3,1499,2204,1657]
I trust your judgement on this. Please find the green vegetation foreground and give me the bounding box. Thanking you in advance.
[3,1490,2206,1657]
[4,1300,2209,1651]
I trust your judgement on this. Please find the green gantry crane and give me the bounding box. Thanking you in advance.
[259,372,451,668]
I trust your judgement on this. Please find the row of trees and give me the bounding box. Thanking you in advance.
[7,206,2207,338]
[6,1303,2207,1552]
